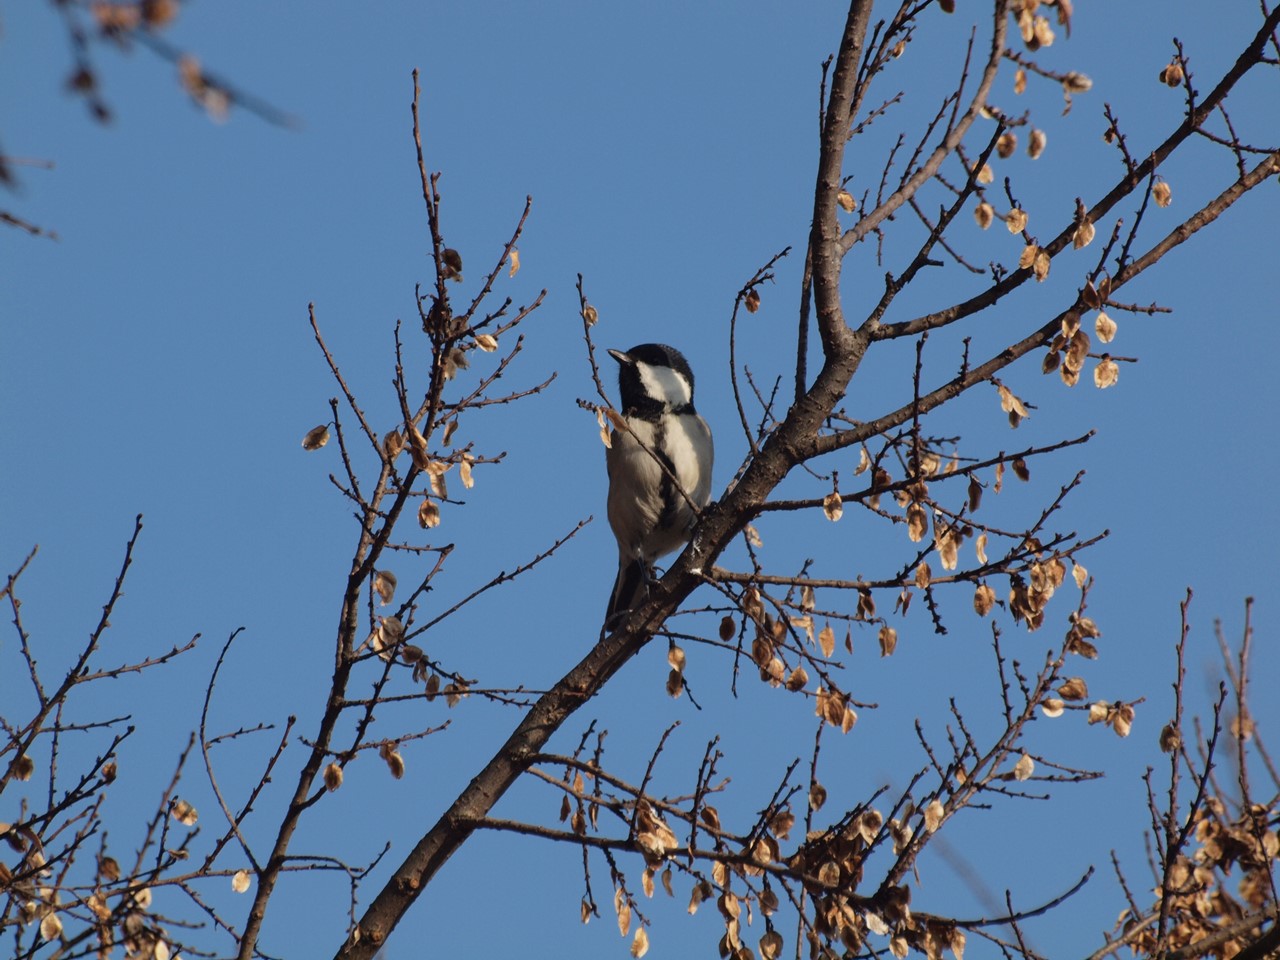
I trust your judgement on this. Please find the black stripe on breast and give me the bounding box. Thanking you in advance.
[653,418,681,534]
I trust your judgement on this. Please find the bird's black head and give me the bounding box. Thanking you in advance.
[608,343,696,416]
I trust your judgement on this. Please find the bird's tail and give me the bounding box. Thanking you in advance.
[605,558,649,630]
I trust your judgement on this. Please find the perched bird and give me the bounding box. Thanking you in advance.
[604,343,714,628]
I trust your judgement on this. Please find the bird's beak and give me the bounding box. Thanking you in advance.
[607,349,631,366]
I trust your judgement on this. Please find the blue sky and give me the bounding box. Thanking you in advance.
[3,3,1278,958]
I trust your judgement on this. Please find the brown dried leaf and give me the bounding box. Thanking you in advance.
[374,569,397,605]
[1068,635,1098,658]
[809,781,827,811]
[841,703,858,733]
[717,615,736,642]
[418,499,441,528]
[850,808,880,846]
[89,892,118,920]
[974,583,996,616]
[906,502,928,542]
[1095,311,1117,343]
[700,805,721,832]
[301,424,330,450]
[443,346,469,381]
[475,333,498,352]
[936,526,958,571]
[1040,697,1066,718]
[1058,677,1089,700]
[456,456,474,490]
[1028,128,1047,159]
[507,248,520,277]
[1062,71,1092,93]
[1111,702,1135,738]
[1018,243,1038,271]
[878,625,898,657]
[596,407,613,449]
[744,288,761,313]
[858,587,876,620]
[232,870,251,893]
[1094,356,1119,388]
[1073,218,1095,249]
[583,302,599,326]
[1007,208,1028,234]
[380,615,404,644]
[380,743,405,779]
[40,912,63,942]
[719,891,742,921]
[1153,180,1172,207]
[817,860,841,887]
[1033,15,1055,47]
[883,818,909,856]
[631,927,649,958]
[818,623,835,658]
[915,561,931,588]
[406,423,431,469]
[785,665,809,692]
[1072,561,1088,588]
[997,383,1030,423]
[616,888,631,938]
[1033,248,1051,281]
[666,666,685,695]
[687,881,710,915]
[924,798,945,833]
[823,490,843,521]
[1013,753,1034,781]
[171,799,198,826]
[974,201,994,230]
[383,429,405,461]
[996,132,1017,158]
[837,190,857,213]
[324,762,343,792]
[426,460,451,498]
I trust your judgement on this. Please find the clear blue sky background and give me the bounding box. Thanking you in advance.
[3,3,1277,958]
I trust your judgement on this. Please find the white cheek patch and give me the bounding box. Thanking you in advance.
[636,361,692,407]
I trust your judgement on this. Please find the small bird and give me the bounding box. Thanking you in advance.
[604,343,714,628]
